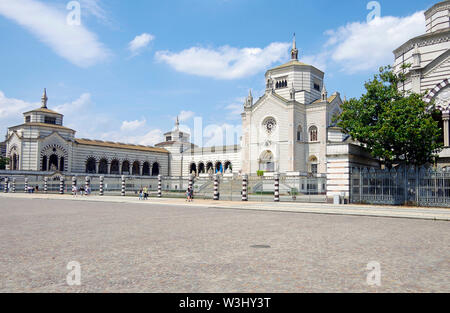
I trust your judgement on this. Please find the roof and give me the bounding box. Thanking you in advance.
[267,60,324,75]
[312,94,338,104]
[393,28,450,56]
[11,122,75,132]
[75,138,169,154]
[23,108,62,115]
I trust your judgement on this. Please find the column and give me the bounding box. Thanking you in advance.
[274,173,280,202]
[99,176,104,196]
[4,177,8,193]
[158,175,162,198]
[121,175,126,196]
[59,177,64,194]
[189,174,194,191]
[12,178,16,193]
[107,162,112,175]
[242,174,248,201]
[24,177,28,193]
[85,176,90,194]
[214,174,219,200]
[72,177,77,195]
[443,113,449,147]
[44,177,48,194]
[95,161,100,174]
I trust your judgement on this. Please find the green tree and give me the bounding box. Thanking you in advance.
[0,156,9,170]
[336,65,443,168]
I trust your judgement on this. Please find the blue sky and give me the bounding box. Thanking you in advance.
[0,0,436,146]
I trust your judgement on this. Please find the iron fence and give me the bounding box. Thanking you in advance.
[350,167,450,207]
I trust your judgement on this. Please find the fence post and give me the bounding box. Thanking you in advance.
[99,176,104,196]
[12,178,16,193]
[4,177,8,193]
[189,174,194,192]
[72,177,77,195]
[214,174,219,200]
[24,177,28,193]
[274,173,280,202]
[415,166,419,205]
[158,175,162,198]
[44,177,48,194]
[85,176,90,195]
[242,174,248,201]
[59,177,64,194]
[121,175,126,196]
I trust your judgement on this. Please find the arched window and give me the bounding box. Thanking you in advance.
[309,126,318,142]
[85,157,96,174]
[98,159,108,174]
[122,160,130,175]
[297,125,303,141]
[132,161,140,176]
[142,162,150,176]
[151,163,160,176]
[198,162,205,174]
[206,162,214,174]
[42,155,47,171]
[110,160,120,175]
[259,150,274,172]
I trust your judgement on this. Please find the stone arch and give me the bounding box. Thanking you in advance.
[40,144,68,172]
[85,157,97,174]
[308,155,318,174]
[122,160,131,175]
[224,161,232,173]
[206,162,214,174]
[259,150,274,172]
[151,162,160,176]
[425,78,450,105]
[198,162,205,174]
[142,162,151,176]
[8,145,19,171]
[98,158,108,174]
[215,161,223,174]
[189,163,197,176]
[110,159,120,175]
[132,161,140,176]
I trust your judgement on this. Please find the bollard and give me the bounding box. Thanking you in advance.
[85,176,90,195]
[274,173,280,202]
[121,175,126,196]
[158,175,162,198]
[189,174,194,191]
[12,178,16,193]
[214,174,219,200]
[72,177,77,195]
[44,177,48,194]
[59,177,64,194]
[99,176,104,196]
[242,174,248,201]
[4,177,8,193]
[24,177,28,193]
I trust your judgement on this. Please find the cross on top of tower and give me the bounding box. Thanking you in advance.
[291,33,298,60]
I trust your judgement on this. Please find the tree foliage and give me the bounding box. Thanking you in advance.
[0,156,9,170]
[336,65,443,167]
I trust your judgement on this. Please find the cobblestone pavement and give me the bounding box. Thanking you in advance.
[0,198,449,293]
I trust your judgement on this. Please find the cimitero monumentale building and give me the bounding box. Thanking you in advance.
[4,36,348,179]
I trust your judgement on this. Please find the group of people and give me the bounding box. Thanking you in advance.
[138,187,149,200]
[72,185,91,196]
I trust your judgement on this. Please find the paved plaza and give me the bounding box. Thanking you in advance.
[0,196,449,292]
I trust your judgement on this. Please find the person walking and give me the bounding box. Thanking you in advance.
[189,187,194,202]
[186,187,191,202]
[143,186,148,200]
[138,188,143,200]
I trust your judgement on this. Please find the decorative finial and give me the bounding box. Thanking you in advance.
[291,33,298,60]
[41,88,48,108]
[175,115,180,129]
[321,84,328,101]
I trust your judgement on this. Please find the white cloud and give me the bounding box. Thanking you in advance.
[0,91,37,119]
[98,128,164,146]
[79,0,107,22]
[120,119,147,132]
[155,42,291,79]
[178,110,195,122]
[128,33,155,56]
[224,97,245,120]
[0,0,110,67]
[323,12,425,73]
[54,93,92,115]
